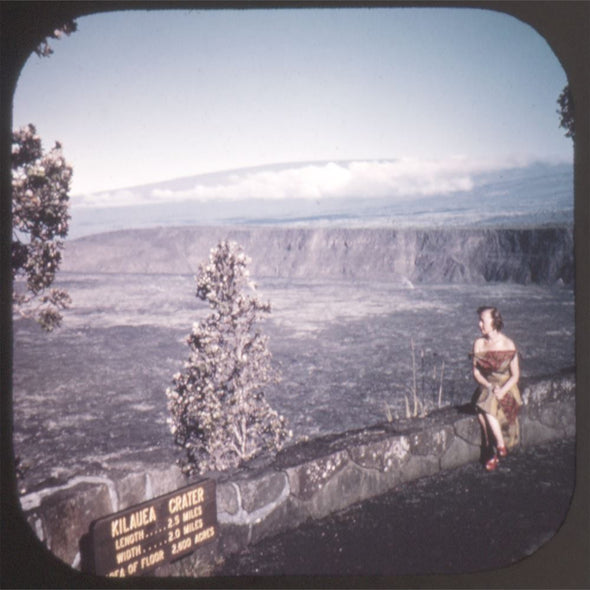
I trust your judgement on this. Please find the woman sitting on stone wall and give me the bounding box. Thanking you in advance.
[471,306,523,472]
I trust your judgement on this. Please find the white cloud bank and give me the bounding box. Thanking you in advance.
[73,157,534,208]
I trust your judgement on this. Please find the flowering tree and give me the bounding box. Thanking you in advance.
[166,241,291,474]
[11,124,73,330]
[34,19,77,57]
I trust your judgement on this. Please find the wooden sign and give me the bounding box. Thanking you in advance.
[90,479,217,577]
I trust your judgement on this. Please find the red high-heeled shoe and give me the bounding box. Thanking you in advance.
[485,456,499,471]
[497,446,507,457]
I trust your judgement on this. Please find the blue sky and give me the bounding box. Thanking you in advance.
[12,7,571,206]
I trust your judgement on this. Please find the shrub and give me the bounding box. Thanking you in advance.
[166,241,291,474]
[11,124,72,330]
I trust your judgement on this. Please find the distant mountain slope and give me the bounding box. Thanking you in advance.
[68,160,573,239]
[62,225,574,286]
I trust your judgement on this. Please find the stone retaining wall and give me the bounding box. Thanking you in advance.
[19,372,575,578]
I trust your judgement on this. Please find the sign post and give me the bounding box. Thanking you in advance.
[90,479,217,577]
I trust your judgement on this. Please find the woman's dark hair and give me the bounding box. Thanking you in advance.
[477,306,504,331]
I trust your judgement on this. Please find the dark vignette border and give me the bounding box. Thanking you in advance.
[1,2,588,588]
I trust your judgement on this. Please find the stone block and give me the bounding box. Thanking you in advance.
[286,450,349,502]
[563,402,576,437]
[553,374,576,397]
[400,454,440,483]
[25,513,48,544]
[539,400,575,434]
[217,472,290,533]
[249,495,307,546]
[349,435,410,472]
[453,416,481,446]
[216,482,239,515]
[522,379,552,405]
[285,466,300,497]
[520,404,538,428]
[522,374,575,407]
[35,482,113,567]
[409,425,453,457]
[217,522,251,556]
[305,461,399,520]
[238,470,289,514]
[145,465,185,498]
[521,420,560,447]
[440,435,478,471]
[112,471,149,511]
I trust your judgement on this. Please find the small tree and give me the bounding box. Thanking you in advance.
[557,84,575,140]
[166,241,291,474]
[12,124,73,330]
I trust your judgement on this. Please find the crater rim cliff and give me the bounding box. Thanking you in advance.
[61,224,574,287]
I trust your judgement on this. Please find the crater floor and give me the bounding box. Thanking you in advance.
[12,274,575,492]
